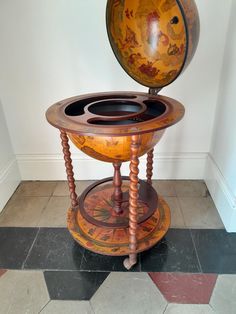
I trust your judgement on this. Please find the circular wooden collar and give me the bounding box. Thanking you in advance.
[46,91,184,136]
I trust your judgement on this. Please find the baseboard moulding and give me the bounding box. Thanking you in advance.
[205,154,236,232]
[0,158,21,212]
[16,152,207,181]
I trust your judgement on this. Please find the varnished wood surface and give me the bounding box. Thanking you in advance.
[106,0,200,88]
[60,130,78,208]
[146,149,154,185]
[124,135,141,268]
[78,177,158,229]
[113,162,123,214]
[46,92,185,137]
[67,195,171,256]
[68,129,164,162]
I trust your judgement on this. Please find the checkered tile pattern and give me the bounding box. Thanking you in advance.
[0,181,235,313]
[0,269,235,313]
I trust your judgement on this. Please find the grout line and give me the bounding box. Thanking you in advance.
[189,229,203,273]
[79,248,86,270]
[175,195,188,228]
[50,183,57,197]
[208,303,216,313]
[38,300,51,314]
[89,301,96,314]
[79,249,85,271]
[36,195,52,226]
[21,227,41,269]
[171,180,178,198]
[163,303,169,313]
[43,269,124,273]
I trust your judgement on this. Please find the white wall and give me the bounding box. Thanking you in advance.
[0,0,232,180]
[205,1,236,232]
[0,101,20,212]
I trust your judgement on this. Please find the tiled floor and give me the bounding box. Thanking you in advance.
[0,180,235,314]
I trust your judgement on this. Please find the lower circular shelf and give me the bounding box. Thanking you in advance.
[67,195,171,256]
[79,176,158,228]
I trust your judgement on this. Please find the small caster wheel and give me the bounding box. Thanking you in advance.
[123,256,137,270]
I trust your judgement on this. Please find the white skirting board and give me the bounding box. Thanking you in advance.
[205,155,236,232]
[16,152,207,181]
[0,158,21,212]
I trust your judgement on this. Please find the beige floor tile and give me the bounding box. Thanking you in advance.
[40,300,93,314]
[53,181,70,196]
[91,272,167,314]
[174,180,208,197]
[165,197,186,228]
[53,180,95,196]
[165,304,215,314]
[38,196,69,227]
[153,180,176,196]
[15,181,57,196]
[0,270,49,314]
[178,196,224,229]
[210,275,236,314]
[0,196,50,227]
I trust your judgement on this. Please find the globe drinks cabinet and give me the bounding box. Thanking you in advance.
[46,0,200,269]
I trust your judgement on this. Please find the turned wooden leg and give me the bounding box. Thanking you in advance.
[60,130,78,208]
[146,148,154,185]
[113,162,123,214]
[123,135,141,270]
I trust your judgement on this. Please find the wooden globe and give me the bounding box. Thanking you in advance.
[68,130,165,162]
[106,0,200,89]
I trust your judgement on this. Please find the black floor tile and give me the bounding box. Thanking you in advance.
[44,271,109,300]
[80,249,141,272]
[191,229,236,274]
[4,227,236,274]
[0,227,38,269]
[141,229,201,272]
[24,228,84,270]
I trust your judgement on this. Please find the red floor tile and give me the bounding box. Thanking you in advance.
[149,272,217,304]
[0,269,7,278]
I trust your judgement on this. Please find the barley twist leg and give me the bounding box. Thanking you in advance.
[113,162,123,214]
[60,130,78,208]
[123,135,140,270]
[146,148,154,185]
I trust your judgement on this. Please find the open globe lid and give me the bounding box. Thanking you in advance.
[106,0,200,89]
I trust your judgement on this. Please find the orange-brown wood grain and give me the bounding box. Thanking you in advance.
[106,0,199,88]
[68,130,164,162]
[67,195,170,256]
[46,92,185,137]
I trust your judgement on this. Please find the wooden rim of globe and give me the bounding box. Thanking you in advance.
[46,92,185,137]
